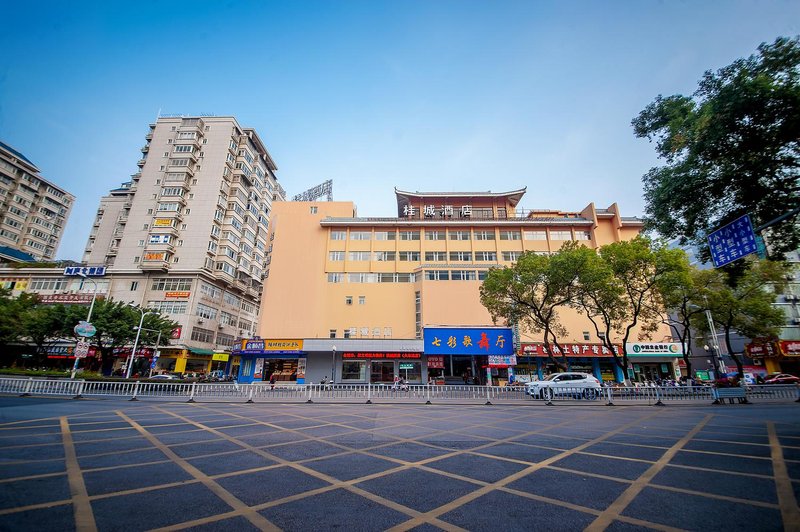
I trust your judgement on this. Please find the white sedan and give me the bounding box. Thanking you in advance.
[526,372,602,400]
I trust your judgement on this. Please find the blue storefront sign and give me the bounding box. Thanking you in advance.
[63,266,106,277]
[707,214,758,268]
[424,327,514,355]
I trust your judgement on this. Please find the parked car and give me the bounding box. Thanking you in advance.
[150,374,178,380]
[763,373,800,385]
[526,372,602,400]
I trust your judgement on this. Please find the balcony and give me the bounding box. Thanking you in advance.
[141,145,149,153]
[137,158,147,167]
[139,260,170,272]
[145,132,153,141]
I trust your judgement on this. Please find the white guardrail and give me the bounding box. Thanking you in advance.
[0,378,798,405]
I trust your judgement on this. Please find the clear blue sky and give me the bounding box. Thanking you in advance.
[1,1,797,260]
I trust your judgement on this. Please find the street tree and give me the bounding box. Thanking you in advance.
[695,259,788,378]
[658,266,725,378]
[480,242,598,370]
[575,237,689,380]
[0,288,38,360]
[21,304,76,366]
[633,36,800,259]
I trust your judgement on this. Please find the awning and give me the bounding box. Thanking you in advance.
[188,348,215,355]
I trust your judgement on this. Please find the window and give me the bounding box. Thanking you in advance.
[345,296,353,305]
[191,327,214,343]
[475,251,497,261]
[350,231,371,240]
[449,230,470,241]
[374,251,396,261]
[399,251,420,261]
[583,331,591,341]
[551,230,573,240]
[384,327,392,338]
[329,251,345,261]
[474,230,495,240]
[425,230,445,240]
[449,251,472,262]
[216,333,235,348]
[310,206,318,214]
[358,296,366,305]
[575,231,591,241]
[502,251,521,261]
[327,273,345,283]
[29,278,68,291]
[174,145,193,153]
[329,329,337,339]
[341,361,366,381]
[348,251,370,261]
[130,281,139,291]
[195,303,218,320]
[478,270,489,280]
[330,231,346,240]
[452,270,477,281]
[374,231,396,241]
[148,300,188,314]
[500,230,522,240]
[425,251,446,261]
[151,278,192,290]
[524,230,547,240]
[348,273,378,283]
[223,291,241,307]
[425,270,450,281]
[138,240,145,247]
[200,282,222,300]
[399,230,420,241]
[343,329,351,339]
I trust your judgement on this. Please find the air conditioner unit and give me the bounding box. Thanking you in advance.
[793,317,800,325]
[217,324,224,329]
[197,318,204,324]
[785,294,798,302]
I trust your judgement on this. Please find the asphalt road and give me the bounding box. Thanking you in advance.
[0,397,797,531]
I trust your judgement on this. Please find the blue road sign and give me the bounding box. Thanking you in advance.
[707,214,758,267]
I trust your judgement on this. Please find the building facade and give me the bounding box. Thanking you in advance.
[68,116,284,374]
[0,140,74,261]
[241,188,676,385]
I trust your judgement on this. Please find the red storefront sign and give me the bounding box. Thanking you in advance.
[427,356,445,369]
[342,352,421,359]
[520,343,622,357]
[745,341,779,357]
[780,340,800,357]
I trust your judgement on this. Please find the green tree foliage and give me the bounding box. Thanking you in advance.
[658,266,726,377]
[695,259,788,377]
[575,237,689,377]
[479,242,599,369]
[21,304,75,366]
[78,300,178,373]
[633,37,800,258]
[0,288,37,355]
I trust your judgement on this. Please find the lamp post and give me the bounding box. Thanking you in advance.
[134,327,162,378]
[331,345,336,384]
[125,306,150,379]
[704,308,726,379]
[70,273,98,380]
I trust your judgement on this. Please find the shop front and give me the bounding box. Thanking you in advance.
[626,342,684,383]
[779,340,800,375]
[339,352,424,384]
[424,327,514,385]
[234,338,306,384]
[519,343,626,383]
[744,340,782,374]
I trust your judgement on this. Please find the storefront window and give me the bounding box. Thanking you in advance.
[264,360,298,381]
[342,361,367,381]
[371,361,395,383]
[399,362,421,383]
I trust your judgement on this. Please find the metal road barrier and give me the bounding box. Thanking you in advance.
[0,377,798,406]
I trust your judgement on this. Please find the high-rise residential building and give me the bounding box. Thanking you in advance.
[80,116,285,375]
[0,140,74,261]
[236,188,676,386]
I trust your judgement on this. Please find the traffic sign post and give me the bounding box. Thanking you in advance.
[707,214,758,268]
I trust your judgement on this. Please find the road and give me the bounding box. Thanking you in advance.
[0,397,797,531]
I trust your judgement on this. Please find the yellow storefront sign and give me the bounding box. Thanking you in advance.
[212,353,229,362]
[265,339,303,351]
[153,218,174,227]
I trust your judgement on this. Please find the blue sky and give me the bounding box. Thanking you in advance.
[1,1,798,260]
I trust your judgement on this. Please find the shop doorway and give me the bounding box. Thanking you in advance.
[399,362,421,383]
[371,361,395,383]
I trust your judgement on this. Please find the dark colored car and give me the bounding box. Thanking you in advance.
[764,373,800,384]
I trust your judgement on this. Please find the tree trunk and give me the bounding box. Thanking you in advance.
[723,324,744,379]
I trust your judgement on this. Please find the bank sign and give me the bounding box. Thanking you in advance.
[625,343,683,356]
[424,327,514,356]
[239,338,303,354]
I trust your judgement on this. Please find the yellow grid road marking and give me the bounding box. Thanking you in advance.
[60,417,97,532]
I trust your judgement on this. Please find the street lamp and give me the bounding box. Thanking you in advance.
[331,345,336,384]
[125,305,151,379]
[704,308,726,378]
[70,273,98,379]
[134,327,163,378]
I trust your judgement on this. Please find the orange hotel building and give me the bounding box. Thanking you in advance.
[236,188,676,385]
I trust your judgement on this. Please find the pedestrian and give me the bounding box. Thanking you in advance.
[393,375,400,390]
[269,373,276,390]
